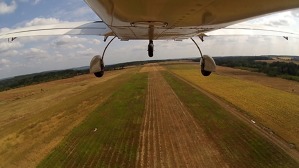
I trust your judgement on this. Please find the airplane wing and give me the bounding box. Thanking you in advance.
[205,24,299,39]
[0,21,113,40]
[84,0,299,40]
[1,0,299,41]
[1,21,298,41]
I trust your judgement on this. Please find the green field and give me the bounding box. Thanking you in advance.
[37,73,147,167]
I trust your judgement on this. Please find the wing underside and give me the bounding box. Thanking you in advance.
[206,24,299,39]
[0,21,112,39]
[1,1,299,41]
[84,0,299,40]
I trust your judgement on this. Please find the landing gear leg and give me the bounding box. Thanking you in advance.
[90,36,116,78]
[191,37,216,76]
[148,40,154,57]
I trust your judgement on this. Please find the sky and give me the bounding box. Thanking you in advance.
[0,0,299,79]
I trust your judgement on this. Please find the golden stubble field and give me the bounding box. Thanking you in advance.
[216,66,299,95]
[165,63,299,148]
[0,69,134,168]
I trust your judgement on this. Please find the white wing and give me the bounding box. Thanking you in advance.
[84,0,299,40]
[0,21,113,39]
[205,24,299,38]
[2,0,299,41]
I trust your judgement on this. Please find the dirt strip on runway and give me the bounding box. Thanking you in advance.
[136,65,229,168]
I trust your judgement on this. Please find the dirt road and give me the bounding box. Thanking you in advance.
[136,65,228,167]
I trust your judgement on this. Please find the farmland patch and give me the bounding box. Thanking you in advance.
[166,64,299,148]
[0,69,134,168]
[37,72,147,167]
[163,71,299,167]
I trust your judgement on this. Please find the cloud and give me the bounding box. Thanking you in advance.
[24,17,62,27]
[22,48,48,60]
[0,41,23,53]
[0,0,17,15]
[238,9,299,35]
[0,58,10,64]
[1,50,19,57]
[265,19,289,26]
[52,36,102,50]
[25,48,46,55]
[53,35,88,46]
[76,48,97,57]
[245,11,293,26]
[0,27,10,33]
[92,39,101,45]
[73,6,91,17]
[0,58,11,69]
[33,0,41,5]
[291,9,299,17]
[51,3,98,21]
[18,0,41,5]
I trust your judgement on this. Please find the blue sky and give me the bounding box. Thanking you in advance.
[0,0,299,79]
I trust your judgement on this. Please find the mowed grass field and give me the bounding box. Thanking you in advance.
[0,68,138,167]
[1,63,298,167]
[37,72,147,167]
[165,63,299,148]
[163,71,298,167]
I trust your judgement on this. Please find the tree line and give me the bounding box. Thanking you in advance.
[0,59,184,92]
[0,69,90,92]
[2,56,297,92]
[212,56,299,81]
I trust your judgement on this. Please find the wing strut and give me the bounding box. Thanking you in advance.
[190,37,203,59]
[102,36,116,60]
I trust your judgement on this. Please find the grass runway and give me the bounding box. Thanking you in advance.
[1,63,298,167]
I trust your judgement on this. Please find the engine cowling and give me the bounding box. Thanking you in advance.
[90,55,104,77]
[199,55,216,76]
